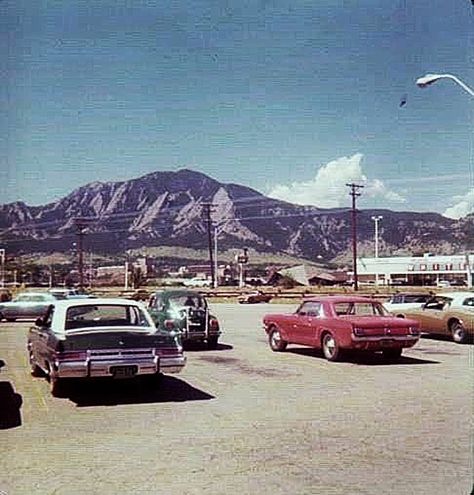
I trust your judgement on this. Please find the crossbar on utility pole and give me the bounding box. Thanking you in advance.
[202,203,215,288]
[346,183,364,291]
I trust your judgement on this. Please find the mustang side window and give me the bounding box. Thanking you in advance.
[306,302,322,317]
[463,298,474,307]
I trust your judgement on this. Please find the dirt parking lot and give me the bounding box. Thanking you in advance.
[0,303,473,495]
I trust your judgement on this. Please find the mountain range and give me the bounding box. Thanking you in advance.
[0,169,472,263]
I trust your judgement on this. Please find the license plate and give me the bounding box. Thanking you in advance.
[110,365,138,378]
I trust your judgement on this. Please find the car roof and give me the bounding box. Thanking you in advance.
[16,292,57,297]
[303,295,378,303]
[153,289,204,298]
[391,292,430,296]
[436,291,474,302]
[52,298,146,309]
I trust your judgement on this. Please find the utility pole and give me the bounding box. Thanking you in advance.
[371,215,383,286]
[0,248,5,289]
[74,218,89,291]
[346,183,364,291]
[202,203,215,288]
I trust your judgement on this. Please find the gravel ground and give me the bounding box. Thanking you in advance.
[0,303,472,495]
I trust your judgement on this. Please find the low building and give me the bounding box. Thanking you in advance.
[267,264,348,287]
[357,253,473,287]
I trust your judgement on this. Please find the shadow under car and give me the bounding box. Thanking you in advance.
[58,375,215,407]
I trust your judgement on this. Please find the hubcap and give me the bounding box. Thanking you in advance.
[324,335,335,357]
[271,330,281,346]
[453,324,464,341]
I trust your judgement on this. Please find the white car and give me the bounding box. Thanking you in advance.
[183,277,211,288]
[383,292,432,316]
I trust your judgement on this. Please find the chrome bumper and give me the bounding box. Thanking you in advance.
[159,355,186,374]
[56,356,160,379]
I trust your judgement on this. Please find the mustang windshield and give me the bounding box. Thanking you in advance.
[334,302,387,317]
[65,304,151,330]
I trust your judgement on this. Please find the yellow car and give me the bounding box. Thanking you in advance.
[399,291,474,344]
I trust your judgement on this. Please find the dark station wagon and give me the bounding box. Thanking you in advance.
[148,290,221,349]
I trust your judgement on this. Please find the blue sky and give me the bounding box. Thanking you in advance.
[1,0,473,217]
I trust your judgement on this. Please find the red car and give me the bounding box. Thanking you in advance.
[263,295,420,362]
[238,290,273,304]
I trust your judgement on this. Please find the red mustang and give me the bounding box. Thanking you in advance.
[263,295,420,362]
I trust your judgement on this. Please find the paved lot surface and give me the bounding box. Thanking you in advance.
[0,303,473,495]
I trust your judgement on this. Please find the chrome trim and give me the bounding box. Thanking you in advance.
[56,349,160,378]
[160,355,186,374]
[352,334,419,342]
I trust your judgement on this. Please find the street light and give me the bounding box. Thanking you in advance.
[371,216,383,286]
[0,248,5,288]
[416,73,474,97]
[416,73,473,288]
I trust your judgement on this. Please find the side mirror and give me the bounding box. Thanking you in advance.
[35,317,44,327]
[0,359,5,369]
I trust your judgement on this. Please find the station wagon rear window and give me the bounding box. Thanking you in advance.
[169,296,207,309]
[65,304,151,330]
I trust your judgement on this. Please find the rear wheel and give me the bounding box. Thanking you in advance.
[450,320,469,344]
[207,336,219,349]
[268,327,287,352]
[322,332,342,362]
[382,348,403,362]
[29,351,44,377]
[48,365,65,397]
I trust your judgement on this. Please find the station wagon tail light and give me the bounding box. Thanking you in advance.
[209,318,219,330]
[164,319,175,330]
[57,351,87,361]
[408,326,420,336]
[353,327,366,336]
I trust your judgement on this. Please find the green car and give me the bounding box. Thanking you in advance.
[147,290,221,349]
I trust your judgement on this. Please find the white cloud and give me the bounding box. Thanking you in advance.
[268,154,406,208]
[443,188,474,219]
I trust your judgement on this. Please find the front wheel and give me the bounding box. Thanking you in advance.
[450,320,469,344]
[322,332,342,361]
[268,327,287,352]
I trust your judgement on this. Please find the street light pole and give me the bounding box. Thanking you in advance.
[416,73,474,97]
[371,216,383,286]
[416,73,473,288]
[0,248,5,289]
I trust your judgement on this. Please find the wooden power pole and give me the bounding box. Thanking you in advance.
[202,203,215,287]
[346,183,364,291]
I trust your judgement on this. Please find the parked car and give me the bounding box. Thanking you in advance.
[383,292,432,316]
[0,292,60,322]
[183,277,211,288]
[238,290,273,304]
[263,295,420,362]
[148,290,221,349]
[397,291,474,344]
[48,288,82,299]
[0,289,12,302]
[27,298,186,396]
